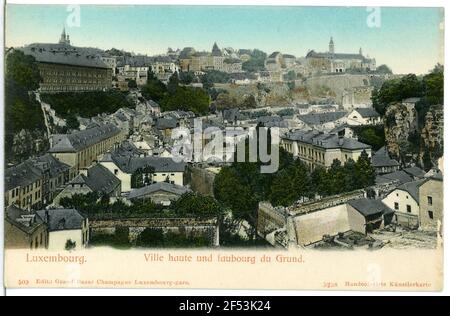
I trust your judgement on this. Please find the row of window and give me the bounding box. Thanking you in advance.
[41,70,106,78]
[30,231,46,249]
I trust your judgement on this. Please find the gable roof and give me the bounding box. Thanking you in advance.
[105,155,186,174]
[403,166,426,179]
[49,124,121,153]
[5,205,46,234]
[70,164,120,194]
[393,179,427,203]
[348,198,394,217]
[371,146,400,168]
[128,182,190,200]
[283,130,371,151]
[354,108,380,118]
[36,208,85,231]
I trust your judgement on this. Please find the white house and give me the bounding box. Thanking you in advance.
[347,108,381,126]
[382,179,426,228]
[36,209,89,251]
[100,153,186,192]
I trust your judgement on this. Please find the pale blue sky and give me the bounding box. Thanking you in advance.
[5,5,444,74]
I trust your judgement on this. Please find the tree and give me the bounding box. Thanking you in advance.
[172,192,222,217]
[355,150,376,188]
[376,64,393,74]
[6,50,41,91]
[240,95,257,109]
[65,239,76,251]
[141,78,168,102]
[131,166,155,189]
[127,79,137,89]
[66,114,80,130]
[167,72,180,93]
[179,71,195,85]
[242,49,267,73]
[214,93,237,113]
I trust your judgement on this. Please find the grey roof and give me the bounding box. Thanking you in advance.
[372,146,400,168]
[70,164,120,194]
[354,108,380,118]
[128,182,189,200]
[306,50,371,62]
[348,198,394,217]
[5,154,69,191]
[36,208,85,231]
[403,166,426,179]
[238,49,252,55]
[49,124,121,153]
[283,130,371,151]
[394,179,427,203]
[298,111,347,125]
[268,52,281,58]
[29,154,71,178]
[5,160,43,191]
[5,205,45,234]
[156,117,178,130]
[282,54,296,58]
[21,43,109,69]
[376,170,414,185]
[105,155,186,174]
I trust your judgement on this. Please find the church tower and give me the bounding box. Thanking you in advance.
[359,47,363,55]
[59,28,70,45]
[329,37,335,54]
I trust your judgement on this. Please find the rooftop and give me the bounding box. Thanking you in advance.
[283,130,371,151]
[36,208,85,231]
[348,198,394,217]
[128,182,190,200]
[49,123,121,153]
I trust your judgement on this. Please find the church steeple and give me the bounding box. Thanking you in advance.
[329,37,335,54]
[359,47,363,55]
[59,27,70,45]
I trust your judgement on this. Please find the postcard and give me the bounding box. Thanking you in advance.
[2,2,445,291]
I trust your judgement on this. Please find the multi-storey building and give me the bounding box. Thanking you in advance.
[4,154,72,209]
[49,123,124,170]
[306,37,376,74]
[281,130,372,170]
[20,29,112,93]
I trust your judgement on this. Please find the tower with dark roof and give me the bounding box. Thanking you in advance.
[212,42,222,56]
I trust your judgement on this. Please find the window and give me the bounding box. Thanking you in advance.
[394,202,399,210]
[427,196,433,206]
[428,211,434,219]
[406,205,411,213]
[114,169,119,175]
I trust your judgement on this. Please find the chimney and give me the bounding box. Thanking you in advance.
[338,134,344,146]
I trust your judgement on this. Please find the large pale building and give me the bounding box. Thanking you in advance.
[281,130,372,170]
[306,37,376,74]
[20,29,112,93]
[49,123,124,170]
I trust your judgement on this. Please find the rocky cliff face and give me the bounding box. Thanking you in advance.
[384,102,418,161]
[420,105,444,164]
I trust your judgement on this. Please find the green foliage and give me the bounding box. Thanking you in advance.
[131,166,155,189]
[240,95,257,109]
[6,50,41,91]
[4,50,45,161]
[172,192,222,217]
[371,74,423,115]
[201,70,230,84]
[351,125,385,151]
[135,228,209,248]
[142,73,211,115]
[127,79,137,89]
[242,49,267,73]
[40,91,134,119]
[179,71,196,85]
[65,113,80,130]
[375,64,393,74]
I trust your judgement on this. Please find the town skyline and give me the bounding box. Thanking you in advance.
[6,5,444,74]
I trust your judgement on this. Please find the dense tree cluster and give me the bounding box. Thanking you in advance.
[351,125,385,151]
[40,90,134,119]
[141,71,211,115]
[242,49,267,73]
[5,50,45,160]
